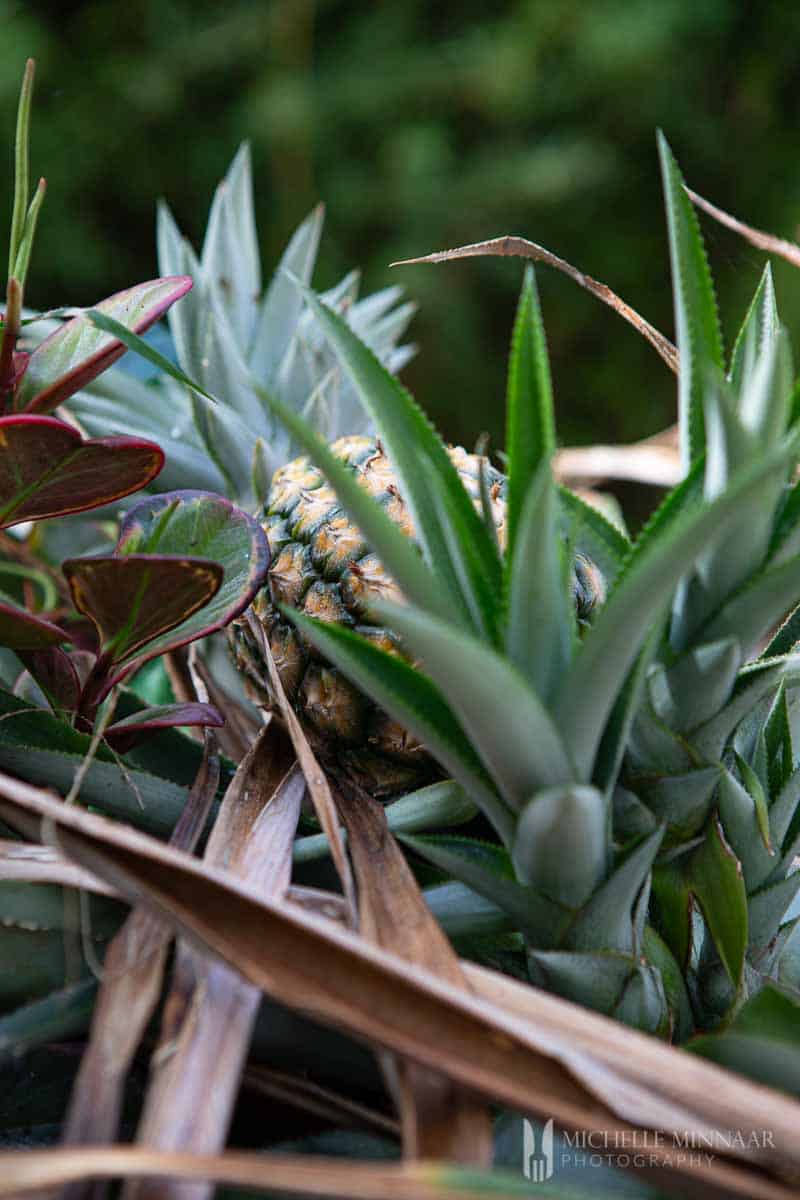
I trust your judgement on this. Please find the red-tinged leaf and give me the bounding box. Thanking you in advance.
[114,490,270,659]
[104,702,224,753]
[18,276,193,413]
[0,598,67,650]
[17,645,81,711]
[0,415,164,527]
[63,555,223,670]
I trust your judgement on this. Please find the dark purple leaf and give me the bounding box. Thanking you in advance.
[18,645,81,711]
[115,489,269,659]
[0,598,67,650]
[0,415,164,527]
[104,702,224,753]
[18,276,193,413]
[62,554,223,670]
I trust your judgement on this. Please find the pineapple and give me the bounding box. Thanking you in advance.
[230,433,603,795]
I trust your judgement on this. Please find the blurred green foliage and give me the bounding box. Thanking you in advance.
[3,0,800,453]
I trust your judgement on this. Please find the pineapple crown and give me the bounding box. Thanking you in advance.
[62,144,416,507]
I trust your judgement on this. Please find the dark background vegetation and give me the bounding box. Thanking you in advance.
[4,0,800,452]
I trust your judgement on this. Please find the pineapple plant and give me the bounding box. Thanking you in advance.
[244,133,800,1052]
[63,145,604,796]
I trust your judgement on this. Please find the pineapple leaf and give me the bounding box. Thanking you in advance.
[506,461,571,701]
[688,817,748,988]
[199,142,261,351]
[504,265,555,565]
[718,766,775,894]
[250,203,325,385]
[689,986,800,1096]
[555,432,800,780]
[284,608,515,845]
[400,833,565,946]
[558,485,630,588]
[693,654,800,761]
[703,551,800,658]
[658,132,724,471]
[728,263,778,395]
[260,388,454,625]
[294,281,503,637]
[648,638,741,734]
[512,784,607,908]
[592,626,662,796]
[565,826,663,955]
[371,598,575,807]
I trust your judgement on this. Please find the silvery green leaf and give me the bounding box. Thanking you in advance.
[748,876,800,949]
[718,767,775,893]
[372,598,574,807]
[693,654,800,761]
[658,133,724,471]
[505,266,556,566]
[286,610,514,845]
[200,143,261,349]
[738,324,793,446]
[512,784,607,908]
[527,948,667,1033]
[638,767,720,841]
[191,392,255,501]
[556,433,800,780]
[558,486,630,589]
[506,461,572,702]
[647,637,741,732]
[566,826,663,955]
[298,283,502,637]
[704,552,800,658]
[250,204,324,384]
[156,201,203,373]
[401,834,565,947]
[626,701,693,775]
[423,881,512,940]
[728,263,778,395]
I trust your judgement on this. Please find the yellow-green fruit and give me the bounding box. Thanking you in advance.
[230,435,603,796]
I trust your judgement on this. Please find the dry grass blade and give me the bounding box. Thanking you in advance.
[58,738,219,1200]
[189,650,262,763]
[125,725,301,1200]
[243,1064,399,1137]
[1,774,798,1197]
[339,785,492,1164]
[0,1146,540,1200]
[687,188,800,268]
[245,609,357,920]
[0,839,115,893]
[554,424,681,488]
[392,236,678,373]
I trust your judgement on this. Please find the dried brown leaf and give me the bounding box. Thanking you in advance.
[339,785,492,1164]
[687,188,800,269]
[1,773,797,1196]
[59,738,219,1200]
[245,609,356,920]
[0,1145,569,1200]
[392,236,678,373]
[125,726,301,1200]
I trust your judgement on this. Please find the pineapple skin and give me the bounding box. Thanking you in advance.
[230,435,603,797]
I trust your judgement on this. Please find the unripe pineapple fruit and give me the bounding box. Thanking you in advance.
[230,435,604,796]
